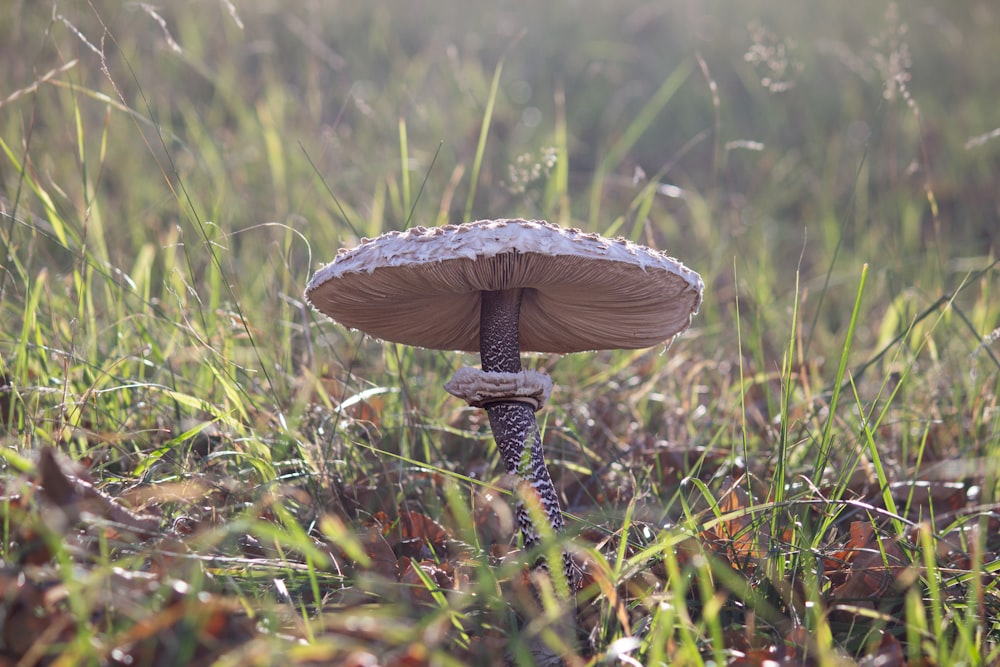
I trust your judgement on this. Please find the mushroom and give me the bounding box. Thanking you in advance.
[305,219,703,586]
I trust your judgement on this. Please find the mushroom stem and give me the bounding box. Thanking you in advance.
[479,290,567,551]
[480,289,524,375]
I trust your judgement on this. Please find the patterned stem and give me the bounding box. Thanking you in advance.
[480,290,570,573]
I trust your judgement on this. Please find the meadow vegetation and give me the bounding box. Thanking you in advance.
[1,0,998,664]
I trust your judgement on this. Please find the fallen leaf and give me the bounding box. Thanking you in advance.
[399,558,453,606]
[890,480,967,519]
[396,510,450,560]
[858,630,906,667]
[828,521,908,604]
[362,525,400,579]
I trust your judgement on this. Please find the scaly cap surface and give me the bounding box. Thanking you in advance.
[306,219,703,354]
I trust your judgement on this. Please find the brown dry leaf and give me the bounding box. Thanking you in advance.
[301,371,391,431]
[399,558,453,606]
[712,476,764,563]
[890,480,967,519]
[338,389,387,425]
[931,516,1000,570]
[859,631,906,667]
[730,646,801,666]
[387,642,431,667]
[107,582,257,667]
[828,521,908,604]
[362,524,400,579]
[728,624,813,666]
[718,479,754,552]
[396,510,450,560]
[341,651,381,667]
[0,572,76,660]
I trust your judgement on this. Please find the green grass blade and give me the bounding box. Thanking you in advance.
[463,57,504,222]
[814,262,869,483]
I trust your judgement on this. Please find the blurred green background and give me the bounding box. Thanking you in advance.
[2,0,997,445]
[5,0,997,250]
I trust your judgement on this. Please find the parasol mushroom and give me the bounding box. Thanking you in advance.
[305,219,703,585]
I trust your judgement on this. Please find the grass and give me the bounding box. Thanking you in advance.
[2,0,999,664]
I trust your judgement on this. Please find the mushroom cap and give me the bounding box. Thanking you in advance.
[305,219,703,354]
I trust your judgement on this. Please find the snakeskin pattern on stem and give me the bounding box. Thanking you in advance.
[480,289,575,586]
